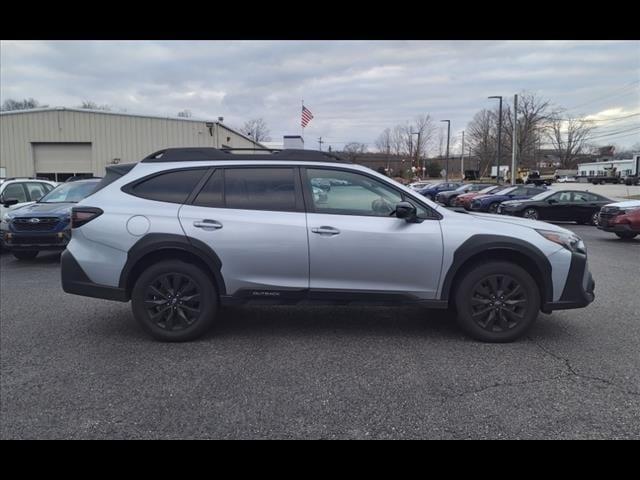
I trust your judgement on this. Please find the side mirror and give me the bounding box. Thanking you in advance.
[395,201,418,222]
[2,198,19,208]
[548,199,557,204]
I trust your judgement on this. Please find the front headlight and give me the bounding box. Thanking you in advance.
[1,214,10,223]
[621,206,640,214]
[536,229,586,254]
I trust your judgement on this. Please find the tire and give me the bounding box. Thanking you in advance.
[488,202,500,214]
[454,261,541,343]
[615,232,638,240]
[12,250,38,260]
[590,211,600,226]
[131,259,218,342]
[522,208,539,220]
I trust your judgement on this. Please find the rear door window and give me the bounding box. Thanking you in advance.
[224,168,299,212]
[2,183,28,203]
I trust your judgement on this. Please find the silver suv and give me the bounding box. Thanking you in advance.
[61,148,595,342]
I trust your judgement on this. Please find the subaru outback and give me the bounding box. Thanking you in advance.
[61,148,595,343]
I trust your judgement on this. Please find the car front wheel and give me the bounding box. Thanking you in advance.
[590,212,600,226]
[615,232,638,240]
[454,261,541,342]
[131,260,218,342]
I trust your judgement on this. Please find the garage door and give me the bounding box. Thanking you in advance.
[33,143,92,174]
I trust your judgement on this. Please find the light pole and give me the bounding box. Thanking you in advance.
[441,120,450,181]
[489,96,503,184]
[460,130,465,181]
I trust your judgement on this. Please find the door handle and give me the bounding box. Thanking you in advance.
[311,226,340,235]
[193,219,223,230]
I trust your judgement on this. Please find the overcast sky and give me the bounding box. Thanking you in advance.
[1,40,639,152]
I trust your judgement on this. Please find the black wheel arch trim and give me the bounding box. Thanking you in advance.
[118,233,227,297]
[440,234,554,305]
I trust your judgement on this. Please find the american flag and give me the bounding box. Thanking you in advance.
[301,105,314,128]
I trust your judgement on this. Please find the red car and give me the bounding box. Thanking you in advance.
[598,201,640,239]
[455,185,501,209]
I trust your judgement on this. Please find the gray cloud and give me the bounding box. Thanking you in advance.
[1,40,639,150]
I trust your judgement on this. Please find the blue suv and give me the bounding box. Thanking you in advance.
[417,181,462,200]
[1,179,100,260]
[470,185,547,214]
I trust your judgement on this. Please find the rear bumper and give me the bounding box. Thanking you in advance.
[542,251,595,312]
[61,249,129,302]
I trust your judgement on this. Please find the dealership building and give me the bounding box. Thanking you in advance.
[0,107,265,181]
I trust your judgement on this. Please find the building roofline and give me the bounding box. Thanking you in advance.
[0,107,265,148]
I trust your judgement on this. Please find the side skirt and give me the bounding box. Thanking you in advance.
[220,289,449,308]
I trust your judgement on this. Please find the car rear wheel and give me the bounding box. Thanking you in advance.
[590,212,600,226]
[488,202,500,213]
[13,250,38,260]
[523,208,539,220]
[454,261,540,342]
[131,260,218,342]
[615,232,638,240]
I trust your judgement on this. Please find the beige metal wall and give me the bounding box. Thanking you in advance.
[0,109,262,177]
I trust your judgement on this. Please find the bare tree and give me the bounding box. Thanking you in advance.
[411,114,436,162]
[1,98,47,111]
[546,113,595,168]
[342,142,368,162]
[79,100,112,111]
[375,128,392,153]
[390,125,407,157]
[243,118,271,142]
[466,109,497,176]
[503,92,553,168]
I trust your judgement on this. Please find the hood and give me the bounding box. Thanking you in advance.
[604,200,640,209]
[464,210,572,234]
[7,202,75,218]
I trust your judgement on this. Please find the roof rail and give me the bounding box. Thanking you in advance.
[140,147,350,164]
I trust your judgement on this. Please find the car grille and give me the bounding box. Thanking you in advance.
[10,234,63,245]
[12,217,60,231]
[598,206,621,226]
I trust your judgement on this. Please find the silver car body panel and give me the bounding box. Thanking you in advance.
[68,159,577,301]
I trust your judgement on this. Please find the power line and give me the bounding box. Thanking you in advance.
[563,80,640,112]
[586,126,640,140]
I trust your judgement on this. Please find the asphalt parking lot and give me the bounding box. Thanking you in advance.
[1,225,639,439]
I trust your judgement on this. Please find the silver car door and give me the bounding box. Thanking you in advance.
[303,167,443,299]
[178,167,309,296]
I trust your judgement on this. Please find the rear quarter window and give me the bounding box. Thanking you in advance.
[126,168,208,204]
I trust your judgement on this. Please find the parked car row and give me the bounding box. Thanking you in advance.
[424,181,639,240]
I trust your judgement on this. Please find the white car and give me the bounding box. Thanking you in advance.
[0,177,58,220]
[557,176,576,183]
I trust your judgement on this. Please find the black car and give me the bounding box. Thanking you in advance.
[498,190,613,225]
[435,183,495,207]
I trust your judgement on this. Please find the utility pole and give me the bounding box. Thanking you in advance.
[460,130,465,181]
[411,131,420,177]
[317,137,324,151]
[441,120,451,181]
[489,95,503,184]
[511,94,518,185]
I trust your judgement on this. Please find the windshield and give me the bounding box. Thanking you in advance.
[529,190,556,201]
[455,184,471,192]
[478,186,498,194]
[38,181,98,203]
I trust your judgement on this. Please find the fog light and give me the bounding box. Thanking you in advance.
[5,233,12,240]
[57,232,65,238]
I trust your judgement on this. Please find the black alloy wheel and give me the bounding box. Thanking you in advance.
[468,274,527,333]
[144,273,201,331]
[590,211,600,226]
[454,261,540,342]
[132,260,218,342]
[488,202,500,213]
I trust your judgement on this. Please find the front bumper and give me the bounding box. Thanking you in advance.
[542,251,595,312]
[2,230,70,250]
[597,222,640,234]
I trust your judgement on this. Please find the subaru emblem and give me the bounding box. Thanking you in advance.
[29,218,40,223]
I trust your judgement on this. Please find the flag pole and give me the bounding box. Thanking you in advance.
[301,98,304,143]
